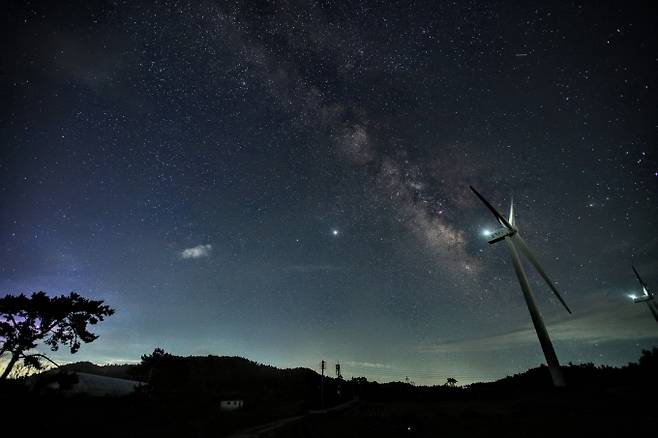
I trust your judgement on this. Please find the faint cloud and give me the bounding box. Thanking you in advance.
[283,264,345,273]
[180,244,212,259]
[420,304,658,353]
[344,361,393,369]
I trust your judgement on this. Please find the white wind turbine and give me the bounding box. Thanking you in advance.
[629,266,658,324]
[470,186,572,387]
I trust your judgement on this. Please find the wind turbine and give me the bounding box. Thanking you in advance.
[629,266,658,324]
[470,186,572,387]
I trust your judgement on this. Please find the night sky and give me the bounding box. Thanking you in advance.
[2,0,657,384]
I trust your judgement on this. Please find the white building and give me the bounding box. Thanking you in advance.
[31,371,144,397]
[220,399,244,411]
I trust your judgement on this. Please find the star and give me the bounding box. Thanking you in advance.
[332,229,339,236]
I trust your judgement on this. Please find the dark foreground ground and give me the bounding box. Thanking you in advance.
[273,387,657,438]
[2,383,656,437]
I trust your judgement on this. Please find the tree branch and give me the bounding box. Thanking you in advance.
[40,319,63,337]
[7,314,19,328]
[19,352,60,369]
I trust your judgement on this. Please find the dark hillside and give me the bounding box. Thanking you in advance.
[3,348,655,437]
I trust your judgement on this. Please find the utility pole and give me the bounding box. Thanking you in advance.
[320,360,326,409]
[335,362,343,398]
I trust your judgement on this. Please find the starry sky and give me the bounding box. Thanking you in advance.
[2,0,657,384]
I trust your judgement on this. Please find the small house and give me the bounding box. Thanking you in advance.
[220,399,244,411]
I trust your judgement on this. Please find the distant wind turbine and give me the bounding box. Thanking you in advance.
[470,186,572,388]
[629,266,658,324]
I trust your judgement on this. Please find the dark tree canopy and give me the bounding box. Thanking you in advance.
[0,291,114,379]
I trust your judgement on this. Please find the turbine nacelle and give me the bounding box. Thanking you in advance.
[629,266,658,325]
[486,227,516,244]
[633,294,653,304]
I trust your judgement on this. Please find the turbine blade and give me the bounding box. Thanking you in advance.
[649,302,658,325]
[632,266,652,297]
[632,266,646,288]
[469,186,515,231]
[514,235,572,314]
[508,199,515,228]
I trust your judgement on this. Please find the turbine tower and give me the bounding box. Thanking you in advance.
[470,186,572,387]
[629,266,658,324]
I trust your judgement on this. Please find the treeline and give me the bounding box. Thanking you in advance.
[469,347,658,392]
[352,347,658,402]
[127,348,349,411]
[53,346,658,405]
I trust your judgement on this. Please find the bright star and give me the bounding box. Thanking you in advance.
[481,229,491,237]
[332,229,339,236]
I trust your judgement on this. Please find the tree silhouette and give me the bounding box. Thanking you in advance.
[445,377,458,387]
[136,347,173,383]
[0,291,114,379]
